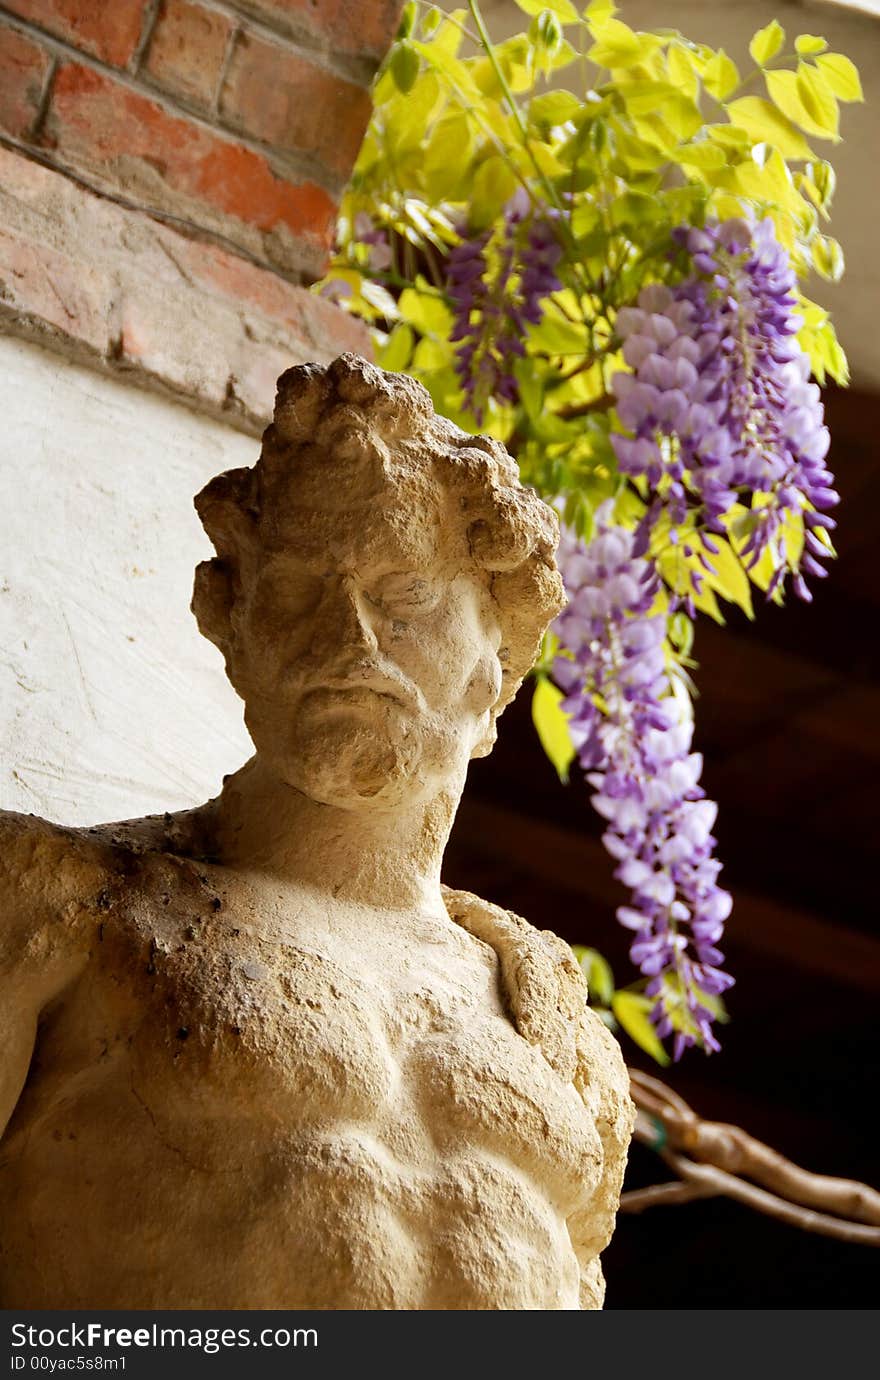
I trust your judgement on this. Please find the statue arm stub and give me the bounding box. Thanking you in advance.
[442,884,635,1309]
[0,812,99,1138]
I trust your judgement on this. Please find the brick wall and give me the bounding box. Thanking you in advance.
[0,0,402,426]
[0,0,401,280]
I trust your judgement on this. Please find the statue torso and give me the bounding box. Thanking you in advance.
[0,834,603,1309]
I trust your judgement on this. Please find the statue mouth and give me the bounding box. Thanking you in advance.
[302,680,421,713]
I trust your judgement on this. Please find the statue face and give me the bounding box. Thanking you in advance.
[231,499,503,808]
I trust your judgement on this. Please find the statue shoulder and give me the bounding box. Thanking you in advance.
[442,884,593,1080]
[442,881,634,1140]
[443,884,634,1308]
[0,810,110,975]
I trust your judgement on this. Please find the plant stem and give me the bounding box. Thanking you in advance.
[467,0,562,214]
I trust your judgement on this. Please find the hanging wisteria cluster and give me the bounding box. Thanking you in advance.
[553,512,734,1056]
[447,191,562,424]
[612,217,838,603]
[324,1,860,1058]
[442,214,840,1052]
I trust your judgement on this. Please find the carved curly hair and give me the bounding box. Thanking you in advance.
[192,354,564,727]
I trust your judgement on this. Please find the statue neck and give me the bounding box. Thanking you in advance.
[200,755,465,915]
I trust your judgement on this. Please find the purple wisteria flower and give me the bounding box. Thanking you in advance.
[447,190,562,424]
[553,505,734,1057]
[610,217,836,602]
[354,211,392,272]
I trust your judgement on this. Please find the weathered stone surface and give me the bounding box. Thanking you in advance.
[0,356,633,1309]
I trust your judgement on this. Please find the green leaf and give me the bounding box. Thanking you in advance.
[656,533,726,625]
[808,158,836,207]
[423,113,474,200]
[612,991,670,1066]
[677,139,726,171]
[397,284,452,337]
[699,536,754,617]
[532,677,575,782]
[571,199,600,236]
[796,62,840,138]
[376,70,442,155]
[412,335,450,372]
[704,122,750,148]
[513,0,579,20]
[588,18,656,69]
[584,0,618,21]
[621,82,702,140]
[795,34,827,57]
[390,42,420,94]
[610,189,658,228]
[828,338,848,385]
[814,52,863,102]
[469,156,519,229]
[812,234,844,280]
[572,946,615,1006]
[429,10,467,56]
[703,49,740,100]
[529,90,582,127]
[749,20,784,67]
[411,39,480,100]
[668,610,694,658]
[724,96,812,159]
[514,360,544,420]
[692,581,724,624]
[795,301,849,385]
[528,308,589,355]
[473,34,534,96]
[766,67,839,141]
[396,1,416,40]
[667,44,700,101]
[377,323,414,372]
[528,10,563,61]
[421,127,473,195]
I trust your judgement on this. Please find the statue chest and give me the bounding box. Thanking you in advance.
[27,876,601,1196]
[1,877,600,1308]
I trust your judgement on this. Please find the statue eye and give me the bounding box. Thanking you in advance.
[254,568,323,619]
[375,574,439,615]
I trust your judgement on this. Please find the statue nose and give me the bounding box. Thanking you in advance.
[310,575,378,658]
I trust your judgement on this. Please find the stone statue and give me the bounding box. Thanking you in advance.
[0,355,633,1310]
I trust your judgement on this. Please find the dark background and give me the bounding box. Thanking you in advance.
[445,385,880,1308]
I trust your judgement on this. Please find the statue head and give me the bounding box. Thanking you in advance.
[192,355,564,808]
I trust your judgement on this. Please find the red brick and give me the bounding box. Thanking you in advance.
[0,144,370,426]
[43,62,338,275]
[3,0,148,68]
[220,32,371,181]
[143,0,233,110]
[234,0,403,63]
[0,24,51,138]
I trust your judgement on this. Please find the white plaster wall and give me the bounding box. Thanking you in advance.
[0,335,255,825]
